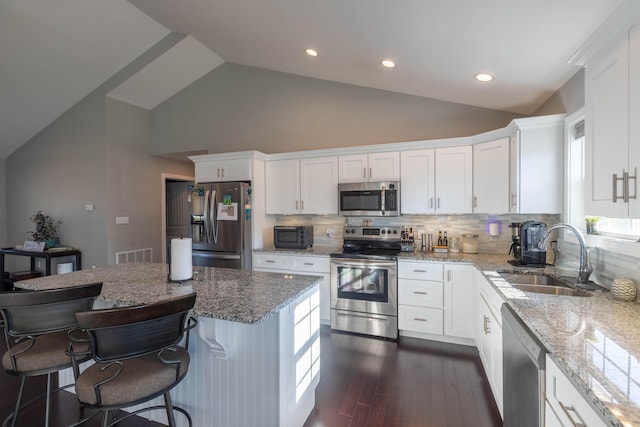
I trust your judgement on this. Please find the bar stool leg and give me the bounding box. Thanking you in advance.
[164,392,177,427]
[45,373,53,427]
[8,377,27,427]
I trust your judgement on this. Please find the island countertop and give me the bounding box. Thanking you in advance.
[16,262,322,324]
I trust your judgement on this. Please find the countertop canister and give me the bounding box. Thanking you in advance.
[462,234,479,254]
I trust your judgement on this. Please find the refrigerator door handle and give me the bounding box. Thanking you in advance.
[203,190,211,244]
[211,190,219,244]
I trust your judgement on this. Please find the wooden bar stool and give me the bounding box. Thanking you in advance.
[70,293,196,427]
[0,282,103,427]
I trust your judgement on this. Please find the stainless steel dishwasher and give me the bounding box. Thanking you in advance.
[502,304,547,427]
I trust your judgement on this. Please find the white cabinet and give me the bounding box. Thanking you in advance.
[253,253,331,324]
[508,116,565,214]
[435,146,473,213]
[545,356,607,427]
[398,261,475,340]
[265,156,338,215]
[398,261,444,336]
[443,264,475,339]
[192,157,252,183]
[475,269,503,417]
[400,149,436,214]
[585,24,640,217]
[400,146,472,214]
[338,152,400,183]
[473,138,510,213]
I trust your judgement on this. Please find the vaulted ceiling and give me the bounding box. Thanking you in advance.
[0,0,629,158]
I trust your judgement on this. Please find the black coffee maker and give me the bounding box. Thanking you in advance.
[508,221,547,266]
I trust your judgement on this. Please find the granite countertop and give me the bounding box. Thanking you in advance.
[257,246,638,425]
[254,245,341,256]
[15,263,322,324]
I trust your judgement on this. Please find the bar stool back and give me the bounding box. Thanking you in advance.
[0,282,103,427]
[72,293,196,427]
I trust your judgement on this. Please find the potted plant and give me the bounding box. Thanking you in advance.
[585,216,599,235]
[28,210,62,248]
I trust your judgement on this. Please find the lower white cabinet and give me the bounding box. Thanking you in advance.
[546,355,607,427]
[398,261,474,341]
[253,253,331,324]
[476,269,504,417]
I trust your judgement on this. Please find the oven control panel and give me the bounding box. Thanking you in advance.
[343,226,401,240]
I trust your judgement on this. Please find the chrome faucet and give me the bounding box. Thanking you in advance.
[538,224,592,283]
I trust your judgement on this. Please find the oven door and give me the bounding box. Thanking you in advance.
[330,257,397,317]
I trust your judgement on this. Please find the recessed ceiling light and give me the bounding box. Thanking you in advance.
[381,60,396,68]
[474,73,494,82]
[305,48,318,57]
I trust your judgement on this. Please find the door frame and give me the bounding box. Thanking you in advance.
[161,173,194,264]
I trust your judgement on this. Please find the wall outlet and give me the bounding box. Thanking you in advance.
[326,228,332,238]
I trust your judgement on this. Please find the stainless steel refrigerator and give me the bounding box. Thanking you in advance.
[189,182,252,270]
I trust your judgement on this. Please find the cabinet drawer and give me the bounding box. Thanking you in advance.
[398,261,443,281]
[546,356,607,427]
[253,254,289,270]
[289,256,330,273]
[398,279,443,308]
[398,306,443,335]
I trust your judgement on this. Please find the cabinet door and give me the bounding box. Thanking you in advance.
[435,146,473,213]
[585,31,630,217]
[400,149,435,214]
[443,264,475,339]
[473,138,510,213]
[338,154,368,183]
[265,160,300,214]
[368,152,400,181]
[300,156,338,214]
[216,158,252,182]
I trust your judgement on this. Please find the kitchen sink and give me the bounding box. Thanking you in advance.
[498,272,592,297]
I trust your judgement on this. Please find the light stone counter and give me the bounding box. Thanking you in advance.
[17,262,321,323]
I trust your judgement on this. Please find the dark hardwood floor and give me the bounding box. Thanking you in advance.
[1,326,501,427]
[304,327,502,427]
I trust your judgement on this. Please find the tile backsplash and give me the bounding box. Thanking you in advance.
[274,213,562,255]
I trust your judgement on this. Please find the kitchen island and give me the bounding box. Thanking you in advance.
[17,263,322,427]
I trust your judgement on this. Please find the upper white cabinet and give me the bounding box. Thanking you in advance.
[508,116,564,214]
[400,149,436,214]
[473,138,510,213]
[401,146,472,214]
[435,146,473,213]
[338,152,400,183]
[266,156,338,215]
[585,24,640,217]
[191,152,258,183]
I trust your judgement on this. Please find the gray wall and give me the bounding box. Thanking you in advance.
[150,63,523,155]
[0,158,6,247]
[533,69,585,116]
[105,98,192,265]
[4,33,188,271]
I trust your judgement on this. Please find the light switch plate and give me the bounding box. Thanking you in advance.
[115,216,129,225]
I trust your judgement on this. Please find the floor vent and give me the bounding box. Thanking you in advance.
[115,248,153,264]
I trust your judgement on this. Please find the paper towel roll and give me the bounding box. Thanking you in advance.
[170,238,192,281]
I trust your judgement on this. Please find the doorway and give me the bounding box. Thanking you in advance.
[161,173,194,264]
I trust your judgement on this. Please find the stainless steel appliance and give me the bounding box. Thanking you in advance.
[338,181,400,217]
[273,225,313,249]
[502,304,547,427]
[330,226,401,339]
[508,221,547,266]
[189,182,252,270]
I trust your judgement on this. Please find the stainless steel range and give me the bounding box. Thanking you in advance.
[330,226,401,339]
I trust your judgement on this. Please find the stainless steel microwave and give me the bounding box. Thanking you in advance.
[338,181,400,216]
[274,226,314,249]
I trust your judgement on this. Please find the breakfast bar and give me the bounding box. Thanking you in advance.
[17,263,322,427]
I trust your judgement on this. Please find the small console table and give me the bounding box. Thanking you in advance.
[0,247,82,290]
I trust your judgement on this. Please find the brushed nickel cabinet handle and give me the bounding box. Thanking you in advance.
[369,167,372,179]
[430,197,434,209]
[301,200,304,210]
[364,168,367,178]
[296,200,299,210]
[413,291,428,295]
[221,167,225,177]
[473,196,478,208]
[613,173,619,202]
[413,318,428,322]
